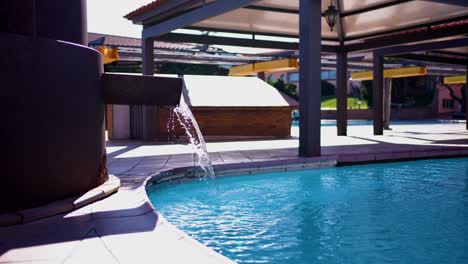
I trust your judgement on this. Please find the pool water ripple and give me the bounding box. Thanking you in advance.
[148,158,468,264]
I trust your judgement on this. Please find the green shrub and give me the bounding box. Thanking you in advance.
[268,79,298,100]
[360,80,373,107]
[321,81,336,96]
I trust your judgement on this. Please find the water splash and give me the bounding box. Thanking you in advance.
[166,106,176,143]
[173,94,215,180]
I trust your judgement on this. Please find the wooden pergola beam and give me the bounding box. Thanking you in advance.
[142,0,259,38]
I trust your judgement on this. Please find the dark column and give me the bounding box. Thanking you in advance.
[336,50,348,136]
[383,78,392,130]
[141,37,158,141]
[466,65,468,130]
[257,71,266,81]
[373,53,384,135]
[299,0,322,157]
[36,0,88,45]
[3,0,87,45]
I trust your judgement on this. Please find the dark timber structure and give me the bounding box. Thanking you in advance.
[1,0,182,213]
[126,0,468,157]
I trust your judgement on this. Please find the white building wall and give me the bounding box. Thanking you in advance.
[112,105,130,139]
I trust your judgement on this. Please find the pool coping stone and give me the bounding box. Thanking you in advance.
[0,175,120,227]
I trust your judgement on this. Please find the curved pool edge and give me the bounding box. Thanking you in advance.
[147,157,337,187]
[138,176,237,264]
[142,147,468,264]
[142,157,337,264]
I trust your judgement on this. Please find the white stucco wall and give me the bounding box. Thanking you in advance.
[112,105,130,139]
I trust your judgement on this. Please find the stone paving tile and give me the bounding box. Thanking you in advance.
[218,152,249,162]
[126,166,161,174]
[0,217,94,263]
[208,152,223,163]
[135,162,167,169]
[108,166,133,175]
[63,229,118,264]
[98,223,233,264]
[165,162,196,169]
[93,211,159,237]
[142,155,172,161]
[91,198,154,220]
[73,189,105,209]
[63,203,93,220]
[169,153,195,160]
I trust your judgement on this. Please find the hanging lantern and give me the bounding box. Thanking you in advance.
[324,2,338,32]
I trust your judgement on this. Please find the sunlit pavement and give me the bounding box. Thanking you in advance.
[107,122,468,179]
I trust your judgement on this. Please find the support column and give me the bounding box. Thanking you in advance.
[257,72,266,81]
[466,65,468,130]
[336,50,348,136]
[383,78,392,130]
[298,0,322,157]
[142,37,158,141]
[373,53,384,135]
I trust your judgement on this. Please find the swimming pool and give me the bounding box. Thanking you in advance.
[148,158,468,264]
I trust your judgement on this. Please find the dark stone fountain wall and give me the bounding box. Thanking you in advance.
[1,0,88,45]
[1,0,107,213]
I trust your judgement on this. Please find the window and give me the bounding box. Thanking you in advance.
[321,71,337,80]
[280,74,286,81]
[267,75,275,82]
[288,72,299,82]
[442,99,455,109]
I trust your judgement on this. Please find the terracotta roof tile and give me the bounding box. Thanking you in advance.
[87,33,197,50]
[124,0,170,20]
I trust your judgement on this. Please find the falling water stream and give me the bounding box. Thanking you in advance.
[168,92,215,180]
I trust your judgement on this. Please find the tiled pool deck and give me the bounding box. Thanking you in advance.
[2,122,468,263]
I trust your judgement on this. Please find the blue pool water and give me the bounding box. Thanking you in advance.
[148,158,468,264]
[292,119,465,127]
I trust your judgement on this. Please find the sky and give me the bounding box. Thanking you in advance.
[87,0,148,38]
[86,0,280,54]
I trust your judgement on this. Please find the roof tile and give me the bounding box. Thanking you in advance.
[87,33,196,50]
[124,0,170,20]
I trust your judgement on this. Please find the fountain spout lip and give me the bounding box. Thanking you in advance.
[102,73,183,106]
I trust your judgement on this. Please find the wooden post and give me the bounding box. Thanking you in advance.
[298,0,322,156]
[466,65,468,130]
[141,37,158,141]
[383,78,392,130]
[257,72,266,81]
[373,53,384,135]
[336,50,348,136]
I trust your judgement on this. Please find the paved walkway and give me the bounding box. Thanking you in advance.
[2,122,468,263]
[108,122,468,180]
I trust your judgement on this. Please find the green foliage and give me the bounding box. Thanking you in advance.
[321,81,336,96]
[321,96,368,109]
[268,79,337,100]
[359,78,435,109]
[413,90,435,107]
[360,80,373,107]
[268,79,298,100]
[158,63,229,75]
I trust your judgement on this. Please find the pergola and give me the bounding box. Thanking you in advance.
[126,0,468,157]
